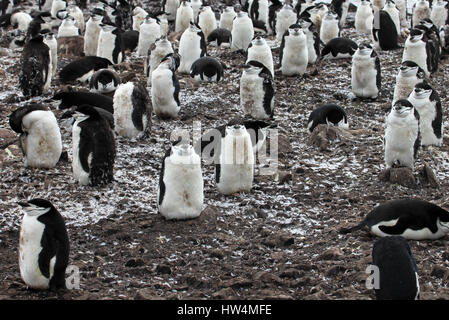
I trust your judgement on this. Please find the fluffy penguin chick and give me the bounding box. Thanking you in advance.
[430,0,449,29]
[151,54,180,119]
[355,0,373,34]
[384,99,420,170]
[412,0,431,28]
[57,15,79,38]
[72,105,116,186]
[178,23,206,74]
[216,125,255,195]
[275,3,297,44]
[219,6,236,31]
[18,199,69,291]
[402,29,430,76]
[280,25,309,76]
[146,37,174,82]
[351,43,381,99]
[240,60,274,120]
[43,32,57,78]
[175,1,193,34]
[113,82,151,138]
[392,61,426,104]
[158,143,203,220]
[231,11,254,52]
[320,11,339,44]
[137,17,161,57]
[407,82,443,146]
[9,105,62,168]
[246,36,274,78]
[198,6,217,40]
[84,14,102,56]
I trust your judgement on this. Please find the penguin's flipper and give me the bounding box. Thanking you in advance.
[378,215,415,235]
[339,222,366,234]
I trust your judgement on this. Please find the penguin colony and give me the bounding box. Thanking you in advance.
[1,0,449,300]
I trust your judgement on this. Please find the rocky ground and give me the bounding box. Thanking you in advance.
[1,1,449,301]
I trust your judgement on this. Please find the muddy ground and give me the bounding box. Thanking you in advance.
[1,1,449,301]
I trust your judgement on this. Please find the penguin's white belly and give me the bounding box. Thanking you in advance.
[57,25,78,38]
[393,75,421,103]
[178,34,201,74]
[247,47,274,77]
[370,219,445,240]
[151,68,179,118]
[231,22,254,51]
[320,21,339,44]
[137,26,160,56]
[159,161,203,220]
[281,38,308,75]
[240,74,267,119]
[352,60,378,98]
[409,96,442,146]
[384,121,417,169]
[402,44,428,76]
[72,123,90,185]
[114,85,143,138]
[97,32,117,64]
[275,13,297,43]
[84,21,101,56]
[431,8,448,28]
[19,215,55,289]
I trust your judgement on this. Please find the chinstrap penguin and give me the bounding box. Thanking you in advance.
[307,104,349,132]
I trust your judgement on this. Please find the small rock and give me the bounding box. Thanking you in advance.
[277,171,292,184]
[135,288,165,300]
[318,248,344,261]
[125,258,145,268]
[156,264,172,275]
[420,163,440,188]
[57,36,84,57]
[209,249,224,259]
[279,268,303,279]
[212,287,235,299]
[253,271,283,285]
[389,167,416,188]
[325,265,347,277]
[221,277,252,288]
[431,265,447,279]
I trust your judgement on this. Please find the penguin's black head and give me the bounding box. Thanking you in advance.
[56,9,69,20]
[413,81,433,99]
[400,61,423,78]
[409,29,424,42]
[392,99,414,117]
[252,35,265,45]
[74,104,101,121]
[288,24,303,36]
[18,199,54,217]
[160,53,180,71]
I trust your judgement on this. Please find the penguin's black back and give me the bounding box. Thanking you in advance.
[130,82,151,132]
[364,199,449,232]
[307,104,347,132]
[19,35,51,98]
[59,56,113,83]
[76,105,116,186]
[53,91,114,113]
[90,68,121,90]
[321,37,357,58]
[374,10,400,50]
[372,236,419,300]
[121,30,139,51]
[190,56,224,82]
[33,200,70,291]
[207,28,231,46]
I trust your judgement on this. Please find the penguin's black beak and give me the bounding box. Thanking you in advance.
[18,201,30,208]
[242,63,250,69]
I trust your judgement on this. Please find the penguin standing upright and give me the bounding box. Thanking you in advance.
[240,60,274,119]
[231,11,254,52]
[298,17,320,64]
[431,0,449,29]
[216,125,255,195]
[146,36,174,82]
[382,0,401,35]
[151,53,180,119]
[351,42,381,99]
[113,82,152,138]
[175,0,194,33]
[372,0,386,11]
[407,81,443,146]
[132,6,148,31]
[331,0,350,27]
[84,14,102,56]
[416,19,441,74]
[396,0,407,28]
[355,0,373,35]
[72,104,116,186]
[18,199,69,291]
[163,0,180,22]
[275,3,297,44]
[246,36,274,78]
[372,236,420,300]
[68,4,84,34]
[97,24,124,65]
[392,61,426,104]
[402,29,431,76]
[384,99,420,170]
[57,15,79,38]
[19,35,52,98]
[178,22,206,74]
[137,17,161,57]
[158,143,203,220]
[198,6,217,40]
[9,104,62,168]
[319,11,340,44]
[219,6,236,31]
[191,0,202,22]
[372,10,400,50]
[340,199,449,240]
[59,56,112,84]
[279,24,309,76]
[412,0,431,28]
[250,0,270,34]
[43,32,57,78]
